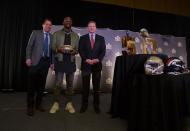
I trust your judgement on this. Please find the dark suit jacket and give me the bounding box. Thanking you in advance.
[26,30,53,66]
[78,34,106,72]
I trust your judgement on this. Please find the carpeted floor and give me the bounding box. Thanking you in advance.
[0,92,126,131]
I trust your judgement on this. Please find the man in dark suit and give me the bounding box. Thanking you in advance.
[78,21,106,114]
[26,18,54,116]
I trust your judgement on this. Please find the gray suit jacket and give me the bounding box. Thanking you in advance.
[26,30,53,66]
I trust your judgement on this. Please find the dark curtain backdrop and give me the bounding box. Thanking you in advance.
[0,1,190,91]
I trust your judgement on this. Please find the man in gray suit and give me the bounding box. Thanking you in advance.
[26,18,54,116]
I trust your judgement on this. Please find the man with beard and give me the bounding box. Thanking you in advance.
[50,17,79,114]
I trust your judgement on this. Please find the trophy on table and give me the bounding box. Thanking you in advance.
[140,28,157,54]
[121,34,136,55]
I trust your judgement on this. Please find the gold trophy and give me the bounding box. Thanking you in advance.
[121,35,136,55]
[56,44,78,56]
[63,45,78,55]
[140,28,157,54]
[63,45,74,52]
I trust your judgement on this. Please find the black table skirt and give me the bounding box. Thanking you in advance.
[110,55,190,131]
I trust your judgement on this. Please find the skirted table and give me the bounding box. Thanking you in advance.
[110,54,190,131]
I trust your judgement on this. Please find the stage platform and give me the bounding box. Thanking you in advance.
[0,92,126,131]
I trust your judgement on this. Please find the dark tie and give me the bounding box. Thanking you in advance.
[44,33,49,57]
[90,34,95,49]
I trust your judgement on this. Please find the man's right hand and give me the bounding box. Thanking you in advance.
[86,59,93,65]
[58,47,64,53]
[26,59,32,67]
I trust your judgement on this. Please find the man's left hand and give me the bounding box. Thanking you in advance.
[92,59,99,64]
[50,64,54,70]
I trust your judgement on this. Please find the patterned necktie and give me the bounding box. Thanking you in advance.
[44,33,49,57]
[90,33,95,49]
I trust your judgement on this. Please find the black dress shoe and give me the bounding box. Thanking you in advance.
[27,107,34,116]
[80,104,88,113]
[94,106,101,114]
[36,105,45,112]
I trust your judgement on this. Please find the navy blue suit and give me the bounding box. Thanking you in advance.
[79,34,106,72]
[78,33,106,108]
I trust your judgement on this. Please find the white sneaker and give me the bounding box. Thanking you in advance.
[65,102,75,114]
[49,102,59,114]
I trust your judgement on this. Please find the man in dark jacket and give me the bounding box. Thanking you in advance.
[78,21,106,114]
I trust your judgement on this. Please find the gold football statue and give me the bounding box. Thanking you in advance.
[121,35,136,55]
[140,28,157,54]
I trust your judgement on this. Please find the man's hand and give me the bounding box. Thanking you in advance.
[69,50,77,55]
[50,64,55,75]
[86,59,94,65]
[58,47,64,53]
[92,59,99,64]
[50,64,54,70]
[26,59,32,67]
[86,59,99,65]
